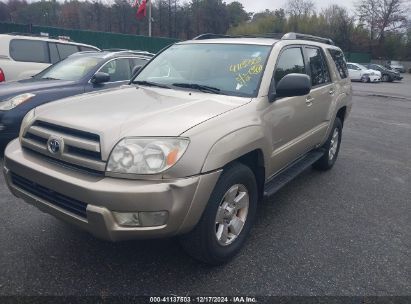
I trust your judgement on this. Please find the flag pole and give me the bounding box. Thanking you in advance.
[148,0,152,37]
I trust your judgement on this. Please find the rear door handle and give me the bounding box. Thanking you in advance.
[329,88,336,95]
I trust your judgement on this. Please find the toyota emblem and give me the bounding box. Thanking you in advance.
[47,137,63,154]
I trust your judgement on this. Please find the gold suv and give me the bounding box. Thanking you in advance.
[4,33,352,265]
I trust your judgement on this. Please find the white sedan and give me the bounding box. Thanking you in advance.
[347,62,381,83]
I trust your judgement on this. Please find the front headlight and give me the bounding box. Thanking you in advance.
[106,137,190,175]
[0,93,35,111]
[19,109,36,141]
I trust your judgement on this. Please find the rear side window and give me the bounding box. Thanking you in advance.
[329,49,348,79]
[274,47,306,85]
[56,43,80,60]
[347,63,355,70]
[10,39,49,63]
[305,47,331,86]
[48,42,60,64]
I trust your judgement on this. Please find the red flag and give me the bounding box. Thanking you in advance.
[136,0,148,20]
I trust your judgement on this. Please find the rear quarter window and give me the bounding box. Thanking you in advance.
[56,43,80,60]
[328,49,348,79]
[10,39,49,63]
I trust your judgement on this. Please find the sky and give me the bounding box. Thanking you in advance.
[227,0,355,14]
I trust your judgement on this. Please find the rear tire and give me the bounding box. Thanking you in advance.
[313,117,342,171]
[179,162,258,265]
[382,74,390,82]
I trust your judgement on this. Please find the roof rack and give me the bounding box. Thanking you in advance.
[101,49,155,57]
[281,32,335,45]
[192,33,232,40]
[191,32,335,45]
[7,32,74,42]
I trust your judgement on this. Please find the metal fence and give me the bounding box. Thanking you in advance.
[344,52,372,64]
[0,22,179,53]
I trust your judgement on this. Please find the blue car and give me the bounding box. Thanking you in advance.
[0,50,153,144]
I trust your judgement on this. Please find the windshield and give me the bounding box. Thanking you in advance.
[357,64,368,70]
[35,56,102,81]
[134,43,271,97]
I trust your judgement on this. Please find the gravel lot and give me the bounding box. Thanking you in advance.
[0,76,410,296]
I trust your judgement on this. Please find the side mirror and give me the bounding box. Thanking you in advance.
[132,65,142,77]
[91,72,110,84]
[273,73,311,100]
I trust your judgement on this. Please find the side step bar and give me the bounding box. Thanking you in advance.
[263,149,325,198]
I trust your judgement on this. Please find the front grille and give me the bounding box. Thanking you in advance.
[21,120,106,172]
[11,172,88,218]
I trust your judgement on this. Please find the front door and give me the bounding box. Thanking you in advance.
[85,58,133,92]
[266,46,314,175]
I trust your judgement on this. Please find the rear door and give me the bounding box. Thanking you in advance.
[301,45,334,143]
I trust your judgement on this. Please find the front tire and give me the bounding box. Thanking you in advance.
[179,162,258,265]
[382,74,390,82]
[313,117,342,171]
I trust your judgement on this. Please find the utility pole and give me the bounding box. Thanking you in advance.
[148,0,152,37]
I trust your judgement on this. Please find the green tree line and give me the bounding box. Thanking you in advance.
[0,0,410,60]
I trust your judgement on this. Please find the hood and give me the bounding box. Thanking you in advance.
[365,69,381,76]
[0,78,76,100]
[34,85,251,158]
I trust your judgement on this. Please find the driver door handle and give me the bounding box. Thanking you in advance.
[306,96,314,106]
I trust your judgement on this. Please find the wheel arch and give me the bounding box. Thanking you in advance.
[201,126,268,201]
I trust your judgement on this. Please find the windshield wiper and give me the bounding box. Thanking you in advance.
[172,83,222,94]
[134,80,171,89]
[41,77,60,80]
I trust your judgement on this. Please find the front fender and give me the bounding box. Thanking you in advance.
[201,125,269,173]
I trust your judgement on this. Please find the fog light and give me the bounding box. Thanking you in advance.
[112,211,168,227]
[112,212,141,227]
[140,211,168,226]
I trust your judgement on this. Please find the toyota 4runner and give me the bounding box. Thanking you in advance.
[3,33,352,265]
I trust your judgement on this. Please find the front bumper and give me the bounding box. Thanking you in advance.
[369,75,381,82]
[4,139,221,241]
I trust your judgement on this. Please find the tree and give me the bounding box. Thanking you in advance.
[226,1,249,28]
[356,0,408,42]
[286,0,315,17]
[320,5,355,51]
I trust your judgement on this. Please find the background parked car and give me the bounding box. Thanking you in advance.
[0,33,100,83]
[0,50,153,144]
[386,60,406,73]
[347,62,381,83]
[365,64,403,82]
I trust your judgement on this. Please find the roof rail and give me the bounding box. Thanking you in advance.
[191,32,335,45]
[7,32,74,42]
[102,49,155,57]
[192,33,232,40]
[282,32,335,45]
